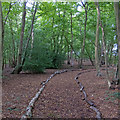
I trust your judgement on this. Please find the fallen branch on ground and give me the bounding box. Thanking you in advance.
[74,72,102,119]
[21,68,101,119]
[20,69,70,119]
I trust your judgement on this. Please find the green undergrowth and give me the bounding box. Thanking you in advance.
[23,43,65,73]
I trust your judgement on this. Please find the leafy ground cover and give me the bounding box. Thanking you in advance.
[2,61,119,119]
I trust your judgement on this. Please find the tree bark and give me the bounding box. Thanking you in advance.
[4,2,12,26]
[100,22,111,88]
[85,47,94,66]
[0,1,3,78]
[17,2,26,67]
[31,28,34,49]
[70,12,74,66]
[95,2,101,76]
[2,2,15,69]
[22,3,38,65]
[0,3,2,117]
[80,2,88,68]
[12,2,38,74]
[2,2,13,44]
[114,2,120,83]
[9,19,16,67]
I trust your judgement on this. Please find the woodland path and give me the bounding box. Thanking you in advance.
[32,70,96,118]
[2,61,119,119]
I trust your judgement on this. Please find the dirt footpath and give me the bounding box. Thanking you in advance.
[32,70,96,118]
[2,67,119,119]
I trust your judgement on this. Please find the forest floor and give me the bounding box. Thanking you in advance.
[2,60,120,119]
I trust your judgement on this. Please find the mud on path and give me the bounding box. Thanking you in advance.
[2,64,119,119]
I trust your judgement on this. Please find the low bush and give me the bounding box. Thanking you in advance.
[23,43,65,73]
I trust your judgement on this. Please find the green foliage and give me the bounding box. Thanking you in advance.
[48,51,66,69]
[2,2,118,69]
[23,43,51,73]
[23,43,65,73]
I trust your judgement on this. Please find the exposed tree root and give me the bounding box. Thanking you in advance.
[21,69,102,119]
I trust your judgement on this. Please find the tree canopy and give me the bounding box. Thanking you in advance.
[1,1,119,82]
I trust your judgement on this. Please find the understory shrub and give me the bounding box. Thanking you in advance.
[48,51,66,69]
[23,43,65,73]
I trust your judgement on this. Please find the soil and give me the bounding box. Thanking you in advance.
[2,60,119,119]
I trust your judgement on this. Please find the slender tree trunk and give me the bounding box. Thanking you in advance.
[78,24,82,66]
[12,2,38,74]
[114,2,120,83]
[17,2,26,66]
[70,12,74,66]
[67,45,70,64]
[2,2,14,69]
[9,19,16,67]
[52,17,55,52]
[2,2,12,45]
[31,28,34,49]
[4,2,12,26]
[95,2,101,76]
[100,22,111,88]
[61,10,70,64]
[1,2,3,70]
[0,2,3,117]
[85,47,94,66]
[22,3,38,64]
[99,42,104,66]
[107,43,113,66]
[59,10,65,53]
[0,1,3,77]
[80,3,88,68]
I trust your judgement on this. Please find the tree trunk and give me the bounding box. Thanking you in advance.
[107,43,113,66]
[17,2,26,67]
[85,47,94,66]
[2,2,14,69]
[51,16,56,53]
[114,2,120,83]
[0,2,3,117]
[31,28,34,49]
[99,41,104,66]
[67,45,70,64]
[70,12,74,66]
[9,19,16,67]
[100,22,111,88]
[22,3,38,65]
[1,1,3,70]
[0,1,3,78]
[4,2,12,25]
[80,2,88,68]
[95,2,101,76]
[12,2,38,74]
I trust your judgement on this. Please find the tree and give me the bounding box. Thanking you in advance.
[0,2,117,79]
[95,2,101,76]
[17,2,26,68]
[114,2,120,83]
[0,1,3,78]
[8,18,16,67]
[0,2,3,114]
[100,20,111,88]
[79,2,88,68]
[12,2,38,74]
[70,12,74,66]
[11,2,26,74]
